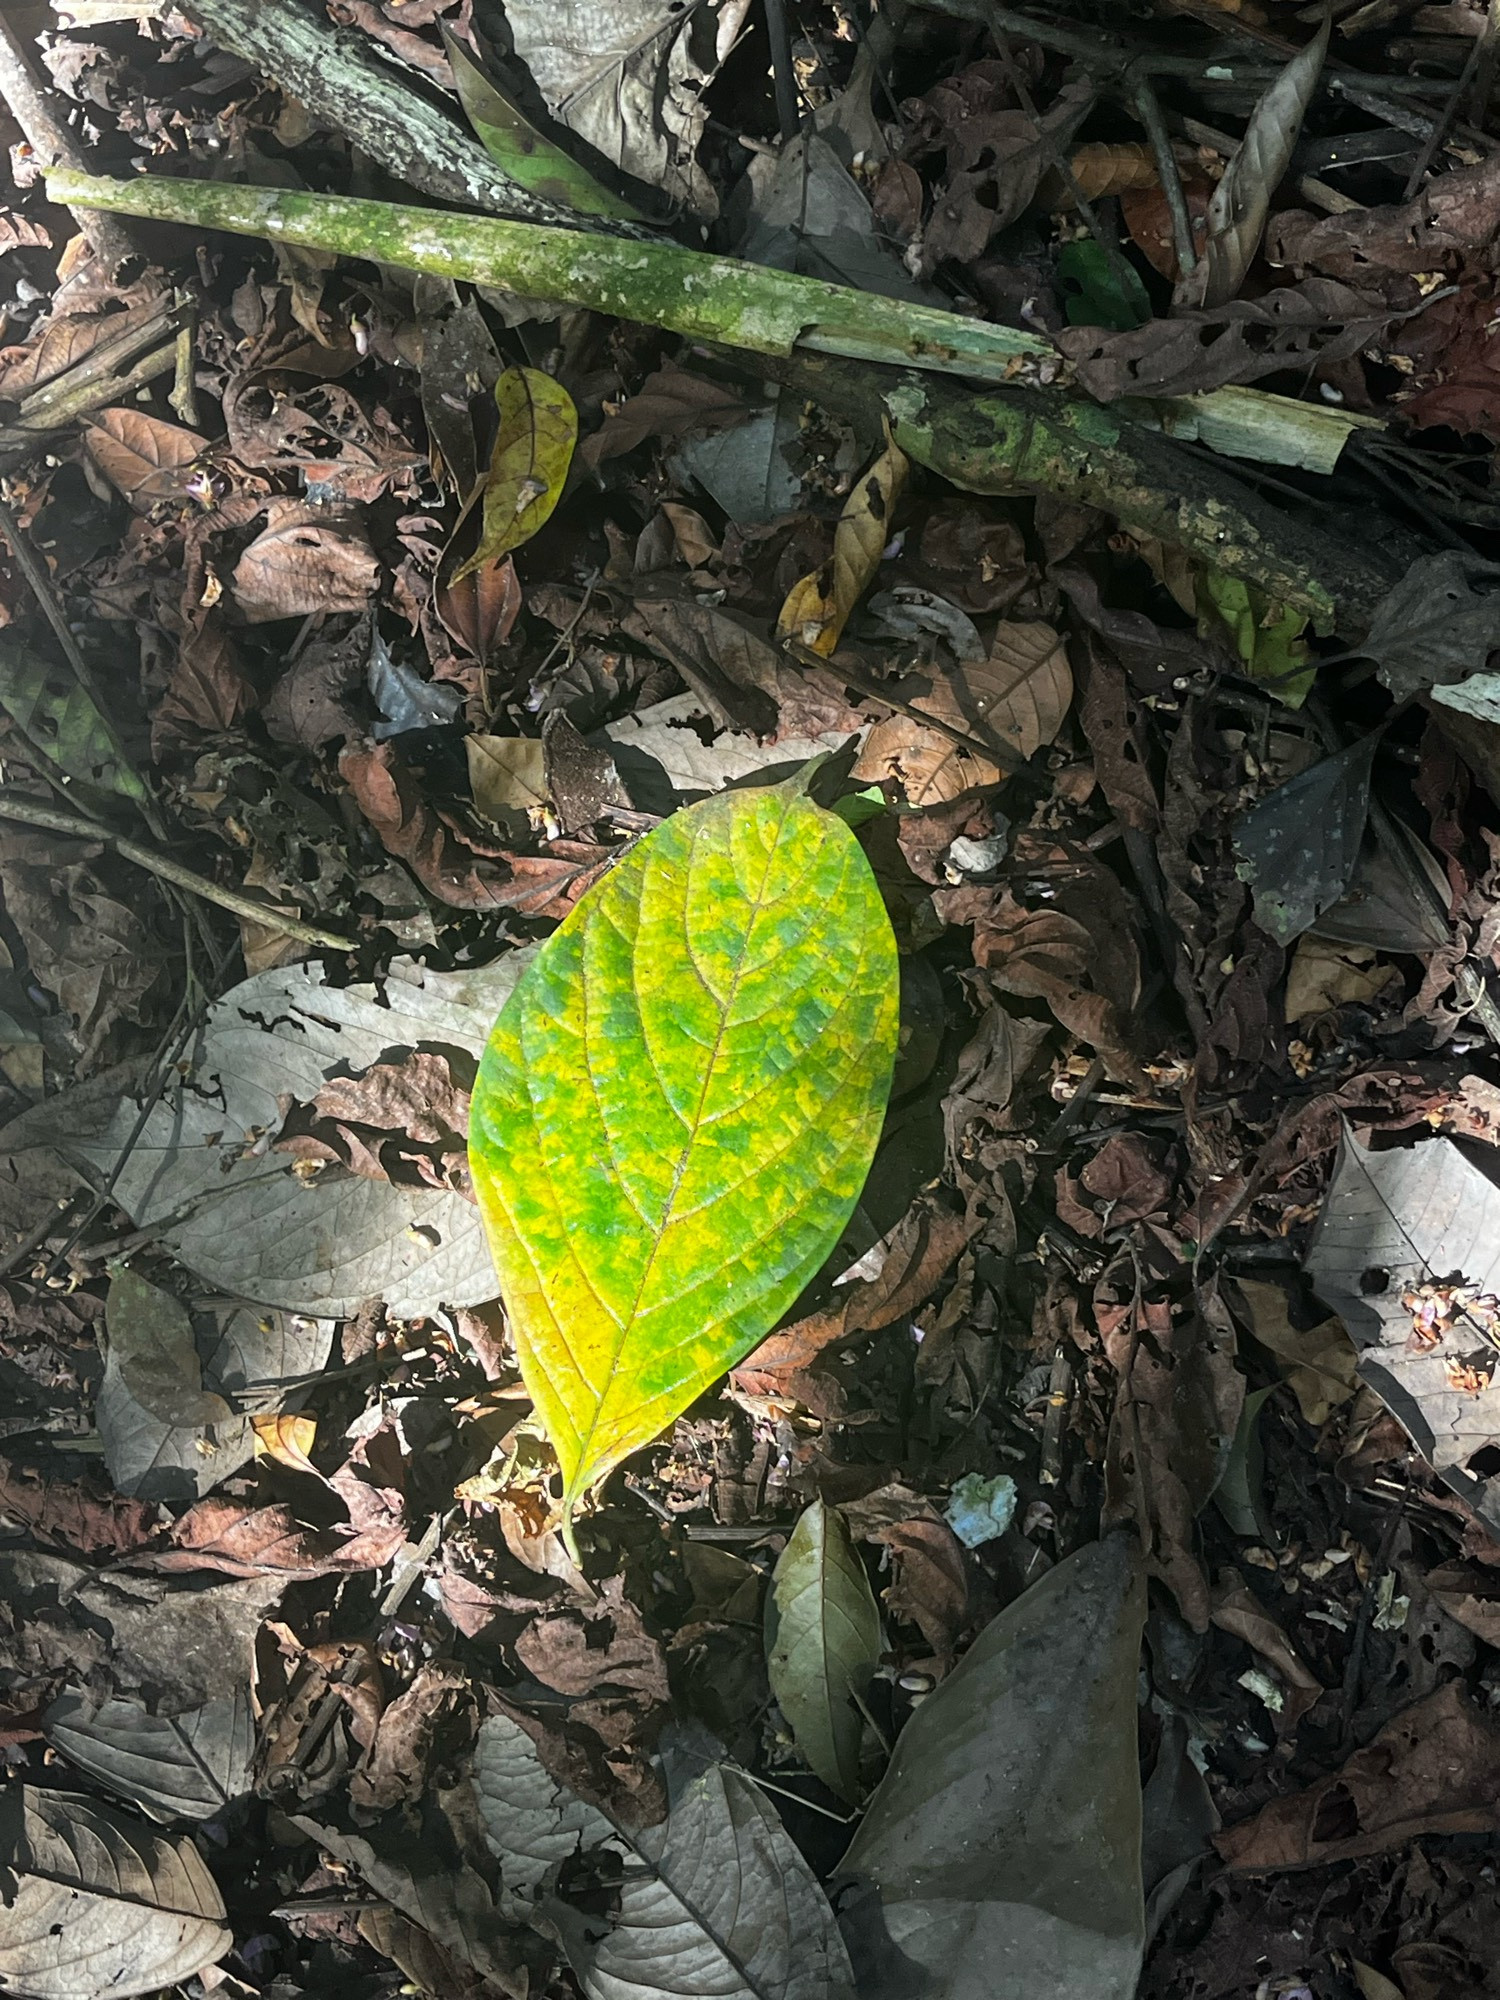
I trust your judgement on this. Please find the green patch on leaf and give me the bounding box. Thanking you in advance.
[0,640,147,802]
[1198,568,1313,706]
[444,27,646,224]
[468,779,899,1540]
[1057,239,1151,332]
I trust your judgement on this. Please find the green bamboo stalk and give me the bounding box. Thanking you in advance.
[49,168,1368,477]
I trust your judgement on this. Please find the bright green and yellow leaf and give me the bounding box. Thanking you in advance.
[444,28,645,224]
[453,367,577,584]
[468,779,899,1540]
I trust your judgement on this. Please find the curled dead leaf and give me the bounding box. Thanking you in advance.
[776,432,907,656]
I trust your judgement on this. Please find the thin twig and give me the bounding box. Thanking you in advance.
[1400,31,1484,199]
[763,0,801,142]
[0,14,138,271]
[0,794,359,950]
[1132,78,1195,277]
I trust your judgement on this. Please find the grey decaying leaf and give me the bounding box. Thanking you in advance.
[473,1712,614,1912]
[1232,734,1378,945]
[1189,16,1330,311]
[1359,550,1500,701]
[34,956,529,1318]
[836,1535,1146,2000]
[45,1688,255,1823]
[0,1786,230,2000]
[474,1712,855,2000]
[369,627,465,739]
[1305,1128,1500,1538]
[96,1304,331,1504]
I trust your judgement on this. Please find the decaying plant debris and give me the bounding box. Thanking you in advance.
[6,0,1500,1995]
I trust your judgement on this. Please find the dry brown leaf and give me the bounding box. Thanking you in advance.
[1217,1682,1500,1869]
[733,1202,974,1418]
[1209,1573,1324,1725]
[435,550,522,663]
[0,1456,163,1559]
[154,1497,405,1578]
[232,504,379,623]
[776,432,907,656]
[1044,142,1160,206]
[339,739,607,914]
[1285,935,1400,1022]
[1100,1284,1243,1631]
[466,736,548,823]
[853,624,1069,803]
[84,407,204,511]
[1236,1277,1357,1428]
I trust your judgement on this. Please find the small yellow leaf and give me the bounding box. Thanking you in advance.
[453,368,577,583]
[251,1411,320,1475]
[467,735,548,822]
[775,434,907,656]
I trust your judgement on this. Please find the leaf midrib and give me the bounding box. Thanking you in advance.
[572,792,796,1483]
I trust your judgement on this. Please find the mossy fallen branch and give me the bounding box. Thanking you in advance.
[51,169,1367,478]
[50,169,1396,624]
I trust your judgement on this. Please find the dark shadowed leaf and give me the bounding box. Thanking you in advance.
[766,1498,882,1801]
[1358,549,1500,701]
[45,1689,254,1823]
[836,1536,1146,2000]
[1232,735,1378,944]
[104,1268,232,1431]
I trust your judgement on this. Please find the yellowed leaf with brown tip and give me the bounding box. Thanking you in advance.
[776,435,907,656]
[251,1411,320,1477]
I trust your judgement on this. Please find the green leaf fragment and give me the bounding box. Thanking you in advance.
[444,27,646,224]
[766,1498,883,1800]
[0,640,147,801]
[467,780,900,1538]
[1057,239,1152,332]
[1198,567,1313,706]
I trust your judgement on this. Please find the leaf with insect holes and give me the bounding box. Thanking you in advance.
[776,433,907,656]
[454,368,577,583]
[467,779,899,1538]
[766,1498,882,1800]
